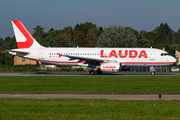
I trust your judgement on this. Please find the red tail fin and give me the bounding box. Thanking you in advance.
[12,20,43,49]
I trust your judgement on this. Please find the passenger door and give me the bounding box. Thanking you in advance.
[149,50,155,60]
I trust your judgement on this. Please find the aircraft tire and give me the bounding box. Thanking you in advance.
[97,70,102,75]
[89,70,95,75]
[151,72,155,75]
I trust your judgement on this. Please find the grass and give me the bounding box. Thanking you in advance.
[1,76,180,119]
[0,76,180,94]
[0,98,180,119]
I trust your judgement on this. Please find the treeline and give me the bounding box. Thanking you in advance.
[1,22,180,60]
[32,22,103,47]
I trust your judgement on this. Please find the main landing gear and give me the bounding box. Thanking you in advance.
[89,68,102,75]
[89,70,95,75]
[97,68,102,75]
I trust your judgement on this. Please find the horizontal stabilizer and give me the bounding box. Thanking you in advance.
[6,50,30,56]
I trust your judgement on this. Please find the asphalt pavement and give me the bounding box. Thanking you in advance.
[0,72,180,76]
[0,94,179,100]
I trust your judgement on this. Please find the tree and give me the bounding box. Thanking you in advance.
[63,26,73,36]
[158,23,172,44]
[125,27,142,41]
[0,52,5,65]
[74,31,91,47]
[0,38,4,49]
[53,33,73,47]
[74,22,97,38]
[44,30,62,47]
[4,36,11,43]
[33,25,45,46]
[97,25,137,47]
[98,27,104,34]
[63,27,78,47]
[87,28,99,47]
[167,28,172,44]
[9,37,17,49]
[48,28,54,34]
[139,30,147,39]
[137,39,150,47]
[0,52,13,65]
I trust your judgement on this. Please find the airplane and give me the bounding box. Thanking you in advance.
[8,20,176,75]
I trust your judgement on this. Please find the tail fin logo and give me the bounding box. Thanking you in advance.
[12,20,34,49]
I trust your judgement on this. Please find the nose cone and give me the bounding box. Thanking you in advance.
[171,56,176,64]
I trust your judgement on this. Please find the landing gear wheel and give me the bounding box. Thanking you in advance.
[89,70,95,75]
[151,71,155,75]
[97,70,102,75]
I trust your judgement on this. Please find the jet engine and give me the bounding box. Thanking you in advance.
[100,62,120,72]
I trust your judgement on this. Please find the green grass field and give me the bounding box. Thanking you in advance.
[0,99,180,119]
[1,76,180,119]
[0,76,180,94]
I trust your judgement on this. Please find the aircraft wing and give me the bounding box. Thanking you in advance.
[64,55,114,65]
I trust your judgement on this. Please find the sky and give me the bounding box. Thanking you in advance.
[0,0,180,39]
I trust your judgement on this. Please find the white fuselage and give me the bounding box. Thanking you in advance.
[11,47,176,68]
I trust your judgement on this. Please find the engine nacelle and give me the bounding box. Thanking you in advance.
[100,62,120,72]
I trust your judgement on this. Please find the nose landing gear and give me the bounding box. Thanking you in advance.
[150,67,156,75]
[151,71,155,75]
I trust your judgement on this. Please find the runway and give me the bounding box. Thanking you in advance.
[0,72,180,76]
[0,94,180,100]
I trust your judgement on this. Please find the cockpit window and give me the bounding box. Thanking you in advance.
[161,53,170,56]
